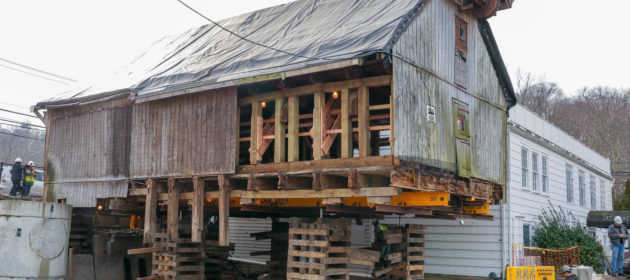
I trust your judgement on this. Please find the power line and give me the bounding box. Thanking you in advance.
[0,63,71,85]
[0,57,76,82]
[0,101,29,110]
[0,117,45,129]
[0,121,46,132]
[0,130,44,141]
[0,107,39,119]
[175,0,334,62]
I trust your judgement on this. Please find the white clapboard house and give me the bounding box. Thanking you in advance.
[377,104,614,277]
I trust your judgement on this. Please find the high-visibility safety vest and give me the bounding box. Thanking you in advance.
[24,168,35,183]
[376,224,388,231]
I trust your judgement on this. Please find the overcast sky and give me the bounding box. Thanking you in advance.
[0,0,628,126]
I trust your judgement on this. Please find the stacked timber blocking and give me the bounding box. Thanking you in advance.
[287,218,351,280]
[388,225,425,280]
[152,232,206,279]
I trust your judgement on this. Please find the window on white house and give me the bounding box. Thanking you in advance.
[542,156,548,192]
[521,148,528,188]
[566,164,574,203]
[590,175,596,209]
[600,179,606,209]
[532,152,539,191]
[579,170,586,206]
[523,224,531,246]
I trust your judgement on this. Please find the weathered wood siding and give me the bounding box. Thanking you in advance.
[130,87,237,178]
[46,97,132,207]
[393,0,507,184]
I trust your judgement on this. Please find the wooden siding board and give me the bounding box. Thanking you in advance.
[392,0,506,184]
[129,87,237,177]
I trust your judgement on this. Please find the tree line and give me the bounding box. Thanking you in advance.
[515,71,630,208]
[0,123,45,168]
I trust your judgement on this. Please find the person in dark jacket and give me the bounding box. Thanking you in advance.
[561,265,578,280]
[608,216,628,276]
[9,158,23,196]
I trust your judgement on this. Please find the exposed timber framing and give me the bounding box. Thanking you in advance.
[167,177,179,241]
[218,174,230,246]
[287,96,299,162]
[358,86,370,157]
[143,178,157,244]
[191,176,203,243]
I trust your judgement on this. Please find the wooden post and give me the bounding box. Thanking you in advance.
[313,92,325,160]
[250,101,262,164]
[143,178,157,244]
[341,88,352,158]
[288,96,299,162]
[191,177,203,243]
[167,177,179,242]
[235,107,241,166]
[218,175,230,247]
[358,87,370,157]
[68,247,74,280]
[274,98,286,163]
[389,90,395,155]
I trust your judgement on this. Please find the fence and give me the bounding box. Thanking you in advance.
[512,244,580,273]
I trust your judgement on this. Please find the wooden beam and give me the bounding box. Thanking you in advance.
[127,247,159,255]
[236,155,394,175]
[240,186,400,199]
[312,91,325,160]
[247,176,278,191]
[358,86,370,157]
[341,88,352,158]
[238,75,392,105]
[143,179,157,244]
[373,204,432,216]
[167,177,179,242]
[218,175,230,246]
[278,174,313,190]
[250,101,262,164]
[191,177,203,243]
[274,98,286,163]
[312,173,347,190]
[287,96,299,162]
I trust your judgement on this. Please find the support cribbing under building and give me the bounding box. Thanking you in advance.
[33,0,516,278]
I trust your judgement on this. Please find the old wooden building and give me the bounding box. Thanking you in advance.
[35,0,515,278]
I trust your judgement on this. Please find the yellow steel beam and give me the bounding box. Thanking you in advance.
[206,191,450,208]
[462,202,490,215]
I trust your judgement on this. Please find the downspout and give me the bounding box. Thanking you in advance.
[505,123,513,273]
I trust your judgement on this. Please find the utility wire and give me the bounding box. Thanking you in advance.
[0,117,45,129]
[0,130,44,141]
[0,63,71,85]
[0,57,76,82]
[0,107,39,119]
[0,101,29,110]
[175,0,334,62]
[0,121,46,132]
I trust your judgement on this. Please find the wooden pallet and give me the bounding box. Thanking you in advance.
[387,225,424,280]
[152,233,206,280]
[287,218,351,280]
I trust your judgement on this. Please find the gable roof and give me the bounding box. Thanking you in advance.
[39,0,425,106]
[37,0,515,108]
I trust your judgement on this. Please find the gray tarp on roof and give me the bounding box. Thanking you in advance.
[41,0,425,105]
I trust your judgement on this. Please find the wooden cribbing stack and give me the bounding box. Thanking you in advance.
[151,232,206,280]
[287,218,351,280]
[387,225,425,280]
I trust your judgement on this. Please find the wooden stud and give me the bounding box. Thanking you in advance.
[143,178,157,244]
[235,107,241,165]
[312,91,325,160]
[341,88,352,158]
[274,98,286,162]
[358,87,370,157]
[250,101,262,164]
[218,175,230,247]
[288,96,299,162]
[191,177,203,243]
[389,91,395,155]
[167,177,179,242]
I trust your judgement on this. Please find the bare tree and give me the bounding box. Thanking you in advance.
[516,70,564,119]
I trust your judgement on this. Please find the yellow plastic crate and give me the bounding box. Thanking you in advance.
[506,266,555,280]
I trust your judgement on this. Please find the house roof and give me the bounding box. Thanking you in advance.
[37,0,516,108]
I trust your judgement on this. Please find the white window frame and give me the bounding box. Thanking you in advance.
[600,179,606,209]
[542,156,548,193]
[521,147,528,188]
[532,152,539,191]
[590,175,596,209]
[566,164,574,203]
[578,170,586,207]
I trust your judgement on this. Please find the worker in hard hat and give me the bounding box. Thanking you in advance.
[609,216,628,276]
[560,265,577,280]
[373,220,391,269]
[21,161,36,197]
[9,158,23,196]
